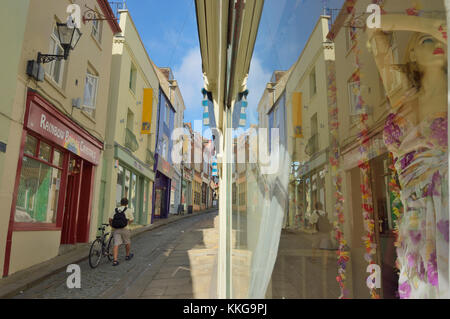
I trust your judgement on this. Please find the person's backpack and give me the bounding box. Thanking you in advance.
[112,207,128,229]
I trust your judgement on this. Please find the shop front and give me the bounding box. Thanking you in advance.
[288,151,329,232]
[3,91,103,276]
[193,171,202,212]
[183,167,193,213]
[201,173,209,211]
[341,133,400,298]
[170,169,181,215]
[113,144,154,225]
[152,153,174,221]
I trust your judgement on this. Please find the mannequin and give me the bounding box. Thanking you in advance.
[367,15,449,298]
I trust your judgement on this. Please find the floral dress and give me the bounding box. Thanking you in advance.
[383,110,449,298]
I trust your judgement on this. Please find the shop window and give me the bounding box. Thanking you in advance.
[124,169,131,199]
[46,24,65,86]
[116,165,124,205]
[143,180,149,222]
[53,149,63,167]
[24,135,38,157]
[202,183,207,204]
[39,141,52,162]
[15,134,63,224]
[130,173,138,221]
[115,164,142,224]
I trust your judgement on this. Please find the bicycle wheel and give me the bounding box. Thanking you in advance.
[89,238,103,268]
[106,235,114,262]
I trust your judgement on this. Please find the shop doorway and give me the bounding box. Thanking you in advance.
[155,187,167,218]
[60,156,94,245]
[370,154,399,299]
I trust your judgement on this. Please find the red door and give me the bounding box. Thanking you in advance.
[61,175,76,244]
[60,157,82,245]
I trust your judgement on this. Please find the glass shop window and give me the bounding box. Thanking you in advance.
[15,134,64,224]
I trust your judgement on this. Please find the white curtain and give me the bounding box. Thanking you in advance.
[247,143,291,298]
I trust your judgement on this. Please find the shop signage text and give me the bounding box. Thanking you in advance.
[27,102,101,165]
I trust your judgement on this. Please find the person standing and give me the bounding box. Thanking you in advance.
[109,198,135,266]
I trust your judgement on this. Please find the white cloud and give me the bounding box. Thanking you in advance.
[173,49,272,127]
[246,55,272,125]
[173,47,204,122]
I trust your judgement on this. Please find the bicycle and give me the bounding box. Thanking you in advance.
[88,223,114,268]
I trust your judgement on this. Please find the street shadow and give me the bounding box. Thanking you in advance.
[139,212,218,299]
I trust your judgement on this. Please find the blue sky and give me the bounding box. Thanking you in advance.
[121,0,345,127]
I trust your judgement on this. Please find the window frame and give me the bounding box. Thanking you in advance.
[45,24,65,87]
[83,71,99,117]
[91,16,103,43]
[129,63,137,93]
[165,102,171,126]
[309,67,317,98]
[13,132,67,231]
[347,78,360,120]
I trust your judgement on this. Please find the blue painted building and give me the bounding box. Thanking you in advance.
[152,85,176,221]
[268,92,287,154]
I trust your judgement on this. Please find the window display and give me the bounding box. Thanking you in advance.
[15,134,62,224]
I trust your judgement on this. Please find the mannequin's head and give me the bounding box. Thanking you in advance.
[405,33,447,89]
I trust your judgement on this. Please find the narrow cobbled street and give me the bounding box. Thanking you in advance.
[13,211,217,299]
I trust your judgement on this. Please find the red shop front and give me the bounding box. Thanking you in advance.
[3,91,103,276]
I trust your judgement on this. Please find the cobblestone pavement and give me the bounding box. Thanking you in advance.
[13,211,217,299]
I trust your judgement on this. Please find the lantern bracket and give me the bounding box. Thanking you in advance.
[82,5,119,24]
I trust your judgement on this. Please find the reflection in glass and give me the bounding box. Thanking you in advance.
[225,0,448,300]
[124,169,131,200]
[130,173,137,221]
[38,142,52,162]
[53,149,63,167]
[24,135,38,157]
[15,156,60,223]
[116,165,124,205]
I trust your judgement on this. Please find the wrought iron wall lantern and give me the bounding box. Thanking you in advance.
[27,22,82,81]
[82,5,119,24]
[39,23,82,63]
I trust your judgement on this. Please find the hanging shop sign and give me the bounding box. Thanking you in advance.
[141,88,153,134]
[26,97,101,165]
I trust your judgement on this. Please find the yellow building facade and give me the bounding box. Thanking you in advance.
[102,9,160,228]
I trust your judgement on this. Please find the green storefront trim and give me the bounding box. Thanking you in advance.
[114,144,155,182]
[114,143,155,225]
